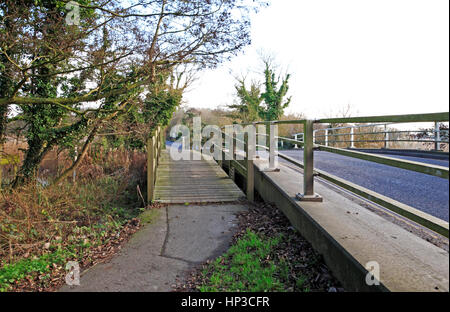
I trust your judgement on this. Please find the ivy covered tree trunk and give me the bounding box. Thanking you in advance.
[12,2,62,187]
[0,3,14,188]
[0,2,13,149]
[0,55,10,147]
[13,137,47,186]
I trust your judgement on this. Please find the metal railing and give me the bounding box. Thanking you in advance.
[292,121,449,150]
[214,112,449,237]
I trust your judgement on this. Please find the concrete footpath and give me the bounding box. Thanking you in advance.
[61,204,247,292]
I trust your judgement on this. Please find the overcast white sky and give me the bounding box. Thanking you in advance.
[184,0,449,120]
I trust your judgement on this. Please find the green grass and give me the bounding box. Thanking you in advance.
[0,245,80,292]
[0,219,125,292]
[199,229,295,292]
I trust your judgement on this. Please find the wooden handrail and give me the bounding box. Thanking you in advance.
[147,126,164,204]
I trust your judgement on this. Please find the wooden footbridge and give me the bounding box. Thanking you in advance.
[145,113,449,292]
[153,150,245,203]
[146,127,244,204]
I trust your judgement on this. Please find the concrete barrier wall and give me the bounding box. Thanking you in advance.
[220,159,448,292]
[251,165,389,291]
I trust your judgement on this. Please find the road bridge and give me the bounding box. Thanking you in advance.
[273,149,449,221]
[154,112,448,291]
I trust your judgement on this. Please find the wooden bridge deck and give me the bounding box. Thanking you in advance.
[154,150,245,203]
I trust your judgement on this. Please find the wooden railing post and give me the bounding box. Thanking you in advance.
[157,126,162,163]
[154,132,157,186]
[160,128,167,151]
[147,134,155,204]
[245,132,254,202]
[297,120,322,202]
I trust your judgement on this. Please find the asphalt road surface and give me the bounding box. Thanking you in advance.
[277,149,449,222]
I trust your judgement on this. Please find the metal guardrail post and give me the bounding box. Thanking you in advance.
[229,130,236,181]
[255,124,260,158]
[435,122,441,151]
[325,129,329,147]
[245,132,254,202]
[221,131,226,169]
[216,132,222,168]
[232,130,237,159]
[384,124,389,149]
[297,120,322,202]
[350,127,355,148]
[263,122,279,172]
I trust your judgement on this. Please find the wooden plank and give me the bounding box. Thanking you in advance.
[154,150,245,203]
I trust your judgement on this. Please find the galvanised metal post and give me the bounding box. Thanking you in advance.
[216,131,223,168]
[350,127,355,149]
[264,122,279,171]
[254,123,260,158]
[435,122,441,151]
[296,120,322,202]
[325,129,329,147]
[224,127,232,171]
[233,129,237,160]
[229,130,236,181]
[384,124,389,149]
[222,130,226,169]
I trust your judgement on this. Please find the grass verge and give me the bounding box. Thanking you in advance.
[199,229,288,292]
[178,202,342,292]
